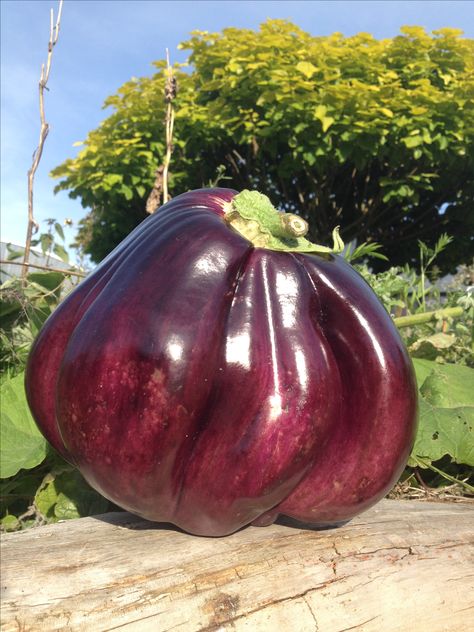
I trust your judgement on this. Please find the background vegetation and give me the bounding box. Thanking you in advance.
[1,21,473,531]
[52,21,474,270]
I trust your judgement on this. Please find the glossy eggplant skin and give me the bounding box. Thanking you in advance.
[25,188,418,536]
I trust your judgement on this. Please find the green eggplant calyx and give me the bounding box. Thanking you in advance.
[224,190,344,254]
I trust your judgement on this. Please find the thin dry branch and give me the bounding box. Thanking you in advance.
[145,166,164,214]
[146,50,177,213]
[23,0,64,283]
[389,474,473,503]
[1,259,86,278]
[162,49,177,205]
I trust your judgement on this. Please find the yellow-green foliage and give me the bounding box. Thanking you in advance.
[52,21,474,267]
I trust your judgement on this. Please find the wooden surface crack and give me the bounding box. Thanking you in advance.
[1,500,473,632]
[196,579,342,632]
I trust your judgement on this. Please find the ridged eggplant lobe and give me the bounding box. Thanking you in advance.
[25,188,418,536]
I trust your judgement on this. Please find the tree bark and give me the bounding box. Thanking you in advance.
[1,499,473,631]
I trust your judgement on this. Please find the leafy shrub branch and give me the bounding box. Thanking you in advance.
[52,22,474,269]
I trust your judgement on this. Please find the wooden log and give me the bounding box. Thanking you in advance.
[1,499,473,631]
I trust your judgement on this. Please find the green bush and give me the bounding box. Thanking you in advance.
[52,22,474,270]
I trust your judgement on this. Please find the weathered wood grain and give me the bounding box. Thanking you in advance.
[1,499,473,631]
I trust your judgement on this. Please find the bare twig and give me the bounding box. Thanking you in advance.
[146,50,177,213]
[414,467,432,491]
[162,49,177,205]
[389,476,473,502]
[23,0,64,283]
[1,259,86,278]
[145,166,164,214]
[416,457,474,494]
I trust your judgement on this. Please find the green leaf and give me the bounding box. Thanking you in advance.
[409,333,456,360]
[54,493,82,520]
[1,515,20,531]
[314,104,328,120]
[402,136,423,148]
[416,360,474,408]
[344,241,388,262]
[53,243,69,263]
[35,470,109,521]
[40,233,53,254]
[6,244,23,261]
[321,116,335,132]
[0,372,48,478]
[313,105,335,131]
[102,174,123,189]
[410,399,474,466]
[122,185,134,201]
[28,271,65,291]
[410,359,474,466]
[436,136,449,150]
[296,61,317,79]
[54,222,65,241]
[35,474,60,519]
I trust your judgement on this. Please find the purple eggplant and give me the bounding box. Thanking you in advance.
[25,188,418,536]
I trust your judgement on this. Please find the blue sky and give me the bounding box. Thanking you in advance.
[2,0,473,261]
